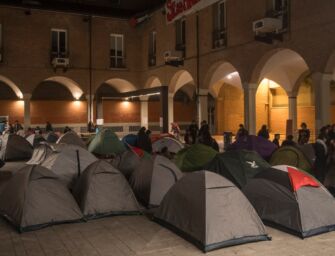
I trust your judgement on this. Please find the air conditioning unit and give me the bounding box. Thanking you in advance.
[164,50,183,62]
[52,57,69,68]
[214,38,225,48]
[253,18,282,34]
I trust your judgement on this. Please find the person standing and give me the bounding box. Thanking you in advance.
[188,120,199,144]
[13,120,23,133]
[257,124,270,140]
[298,122,310,145]
[170,122,180,140]
[272,134,280,147]
[314,133,328,183]
[45,121,53,132]
[236,124,248,140]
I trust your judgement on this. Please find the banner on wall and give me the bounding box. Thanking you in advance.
[165,0,219,23]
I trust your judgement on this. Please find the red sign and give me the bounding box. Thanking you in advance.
[165,0,218,23]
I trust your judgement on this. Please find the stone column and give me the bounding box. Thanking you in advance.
[312,72,332,133]
[168,93,174,127]
[23,93,31,130]
[86,94,94,123]
[243,83,257,135]
[197,89,208,127]
[140,96,149,128]
[160,86,169,133]
[288,93,298,136]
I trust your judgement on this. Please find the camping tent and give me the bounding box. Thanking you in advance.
[0,165,83,232]
[228,135,277,159]
[26,143,54,165]
[73,160,140,219]
[26,134,46,147]
[112,146,150,179]
[270,146,314,174]
[152,137,184,154]
[204,150,271,188]
[243,165,335,238]
[122,134,138,147]
[41,144,97,187]
[57,131,86,148]
[45,132,59,143]
[88,128,126,156]
[130,155,183,207]
[298,143,316,165]
[154,171,269,252]
[0,134,33,161]
[174,144,217,172]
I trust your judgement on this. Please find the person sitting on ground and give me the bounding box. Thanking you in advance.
[257,124,270,140]
[45,121,53,132]
[314,133,328,183]
[236,124,248,140]
[272,134,280,147]
[281,135,297,147]
[298,122,310,145]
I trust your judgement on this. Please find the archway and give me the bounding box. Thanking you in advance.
[31,78,86,131]
[207,62,244,135]
[253,49,310,140]
[0,75,24,124]
[326,51,335,124]
[96,79,139,134]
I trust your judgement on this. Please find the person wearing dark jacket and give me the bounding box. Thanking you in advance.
[272,134,280,147]
[314,134,328,183]
[137,127,152,153]
[298,122,310,145]
[281,135,297,147]
[199,130,219,152]
[188,120,199,144]
[198,120,209,139]
[257,125,270,140]
[45,121,53,132]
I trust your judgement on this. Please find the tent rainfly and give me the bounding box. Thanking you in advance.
[0,165,83,232]
[41,144,97,188]
[152,137,184,154]
[130,155,183,207]
[88,128,126,156]
[0,134,33,161]
[154,171,270,252]
[205,150,271,188]
[26,143,53,165]
[26,134,46,148]
[57,131,86,148]
[243,165,335,238]
[73,160,140,219]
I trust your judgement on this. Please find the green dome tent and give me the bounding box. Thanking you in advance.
[88,129,126,156]
[205,150,271,188]
[270,146,314,175]
[174,144,217,172]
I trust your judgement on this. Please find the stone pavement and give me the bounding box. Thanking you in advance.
[0,215,334,256]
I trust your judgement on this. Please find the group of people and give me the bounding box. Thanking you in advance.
[184,120,219,151]
[0,120,56,137]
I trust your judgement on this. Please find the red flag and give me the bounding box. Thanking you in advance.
[287,166,319,192]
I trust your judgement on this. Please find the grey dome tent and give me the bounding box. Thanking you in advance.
[242,165,335,238]
[0,134,33,161]
[154,171,270,252]
[26,134,46,148]
[57,131,86,148]
[111,147,147,179]
[41,144,97,188]
[73,160,140,219]
[204,150,271,188]
[130,155,183,207]
[152,137,184,154]
[0,165,83,232]
[26,143,54,165]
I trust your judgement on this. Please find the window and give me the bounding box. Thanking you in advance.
[213,0,227,48]
[148,31,156,66]
[51,29,68,58]
[110,34,125,68]
[175,18,186,55]
[267,0,289,29]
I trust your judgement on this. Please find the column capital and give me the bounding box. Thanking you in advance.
[197,89,208,96]
[85,94,95,100]
[22,93,32,100]
[168,93,174,99]
[311,72,333,83]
